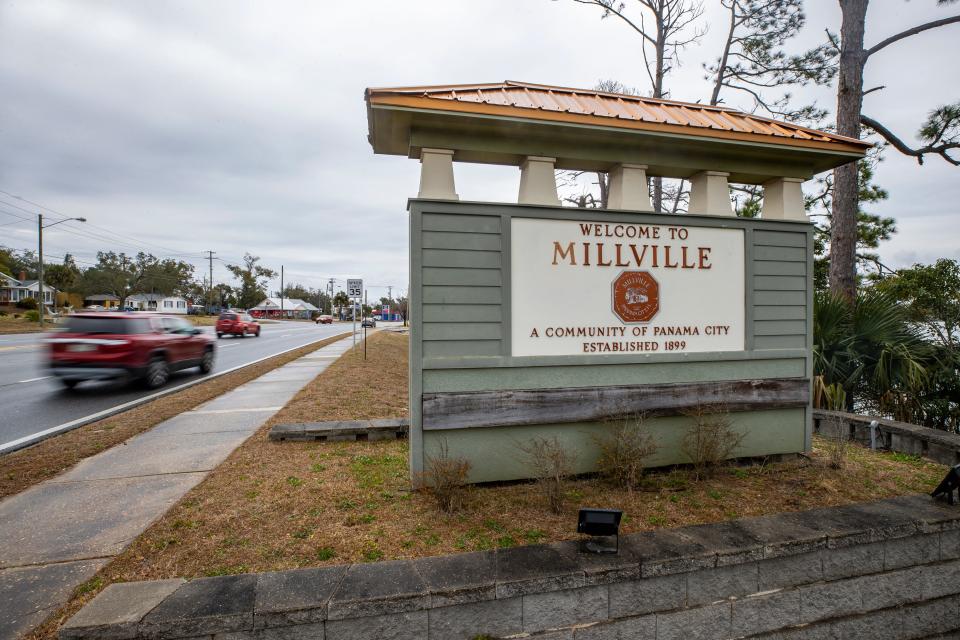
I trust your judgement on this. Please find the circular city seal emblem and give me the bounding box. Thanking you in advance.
[612,271,659,323]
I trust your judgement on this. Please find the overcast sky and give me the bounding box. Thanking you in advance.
[1,0,958,299]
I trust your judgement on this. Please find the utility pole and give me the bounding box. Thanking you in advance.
[38,213,86,329]
[280,265,284,320]
[38,214,43,330]
[206,251,215,313]
[327,278,335,315]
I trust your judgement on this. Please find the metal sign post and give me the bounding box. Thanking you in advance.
[347,278,362,349]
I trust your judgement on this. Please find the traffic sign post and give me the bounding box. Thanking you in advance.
[347,279,362,348]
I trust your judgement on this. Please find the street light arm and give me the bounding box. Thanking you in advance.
[42,216,86,229]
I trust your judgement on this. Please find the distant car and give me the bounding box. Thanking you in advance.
[315,315,333,325]
[361,317,376,328]
[47,313,215,389]
[216,311,261,338]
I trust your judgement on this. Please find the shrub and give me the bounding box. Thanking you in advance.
[24,310,39,322]
[821,383,850,470]
[0,309,7,316]
[593,414,658,489]
[680,405,745,481]
[518,436,577,514]
[417,440,471,513]
[16,297,38,310]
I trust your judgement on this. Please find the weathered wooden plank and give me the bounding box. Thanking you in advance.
[754,290,805,306]
[423,339,502,358]
[422,267,502,287]
[423,249,501,269]
[421,213,501,234]
[753,306,807,321]
[422,377,810,430]
[754,275,806,291]
[754,261,805,276]
[422,231,502,251]
[754,230,807,248]
[754,334,806,350]
[423,322,503,341]
[422,286,502,305]
[753,320,806,336]
[422,304,503,323]
[753,246,806,262]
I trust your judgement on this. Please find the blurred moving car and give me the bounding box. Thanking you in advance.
[47,313,215,389]
[315,315,333,324]
[361,317,376,328]
[216,311,261,338]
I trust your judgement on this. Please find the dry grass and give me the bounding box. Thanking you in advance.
[187,316,220,327]
[0,332,351,500]
[26,330,947,640]
[0,314,41,333]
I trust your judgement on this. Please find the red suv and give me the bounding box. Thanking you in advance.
[216,312,261,338]
[48,313,216,390]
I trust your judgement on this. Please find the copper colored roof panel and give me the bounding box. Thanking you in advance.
[366,80,869,153]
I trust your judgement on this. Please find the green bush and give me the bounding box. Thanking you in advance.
[16,297,38,310]
[24,310,39,322]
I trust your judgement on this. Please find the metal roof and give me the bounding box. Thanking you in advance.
[366,80,869,156]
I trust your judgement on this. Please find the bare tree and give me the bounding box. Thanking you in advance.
[829,0,960,301]
[570,0,705,211]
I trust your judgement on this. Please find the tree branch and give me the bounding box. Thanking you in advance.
[865,15,960,58]
[861,114,960,166]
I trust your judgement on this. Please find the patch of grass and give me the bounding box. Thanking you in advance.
[73,577,103,597]
[316,547,336,561]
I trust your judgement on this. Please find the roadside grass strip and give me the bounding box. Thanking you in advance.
[0,332,351,500]
[24,330,948,640]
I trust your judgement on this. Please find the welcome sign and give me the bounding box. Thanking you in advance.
[511,218,746,357]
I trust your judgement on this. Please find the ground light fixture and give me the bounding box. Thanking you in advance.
[931,464,960,504]
[577,508,623,554]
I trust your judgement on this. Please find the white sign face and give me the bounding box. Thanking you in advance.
[347,279,363,299]
[511,218,745,357]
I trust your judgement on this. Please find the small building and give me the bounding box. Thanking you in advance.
[0,271,57,309]
[83,294,120,309]
[127,293,188,314]
[250,297,319,319]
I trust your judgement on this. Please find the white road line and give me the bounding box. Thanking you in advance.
[17,376,51,384]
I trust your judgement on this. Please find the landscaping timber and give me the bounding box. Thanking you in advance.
[423,378,809,430]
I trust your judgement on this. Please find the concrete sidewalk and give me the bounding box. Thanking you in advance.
[0,333,358,640]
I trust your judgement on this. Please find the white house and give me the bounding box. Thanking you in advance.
[0,272,57,309]
[126,293,188,314]
[250,297,318,319]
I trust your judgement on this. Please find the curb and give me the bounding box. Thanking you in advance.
[0,329,357,455]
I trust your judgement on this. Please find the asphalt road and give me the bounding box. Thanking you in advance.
[0,320,357,448]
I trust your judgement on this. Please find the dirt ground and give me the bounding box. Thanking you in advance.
[0,314,41,333]
[26,330,946,640]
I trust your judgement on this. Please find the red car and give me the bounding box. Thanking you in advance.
[216,312,261,338]
[315,315,333,324]
[48,313,216,389]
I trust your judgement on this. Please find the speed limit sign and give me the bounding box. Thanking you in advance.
[347,279,363,298]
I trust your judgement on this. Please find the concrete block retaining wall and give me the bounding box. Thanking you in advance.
[61,495,960,640]
[814,410,960,466]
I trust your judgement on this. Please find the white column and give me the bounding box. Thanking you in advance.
[518,156,560,206]
[688,171,733,216]
[418,148,458,200]
[608,164,653,211]
[762,177,806,221]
